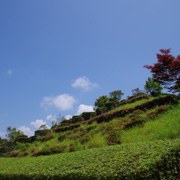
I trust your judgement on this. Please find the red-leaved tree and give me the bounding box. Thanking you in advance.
[144,49,180,93]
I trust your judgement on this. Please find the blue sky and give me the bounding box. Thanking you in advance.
[0,0,180,137]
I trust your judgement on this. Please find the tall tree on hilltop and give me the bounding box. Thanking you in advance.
[144,77,163,96]
[144,49,180,93]
[109,90,124,102]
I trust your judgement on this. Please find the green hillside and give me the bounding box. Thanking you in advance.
[0,94,180,179]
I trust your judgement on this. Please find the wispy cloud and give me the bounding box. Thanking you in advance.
[41,94,76,111]
[77,104,94,115]
[64,115,72,120]
[18,126,34,137]
[7,69,13,76]
[30,119,50,129]
[72,77,98,91]
[46,114,56,121]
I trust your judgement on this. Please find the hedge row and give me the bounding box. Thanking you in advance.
[34,129,51,137]
[53,95,177,132]
[118,94,149,106]
[0,138,179,179]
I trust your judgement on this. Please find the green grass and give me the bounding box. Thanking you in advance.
[121,102,180,144]
[0,138,179,179]
[108,96,156,113]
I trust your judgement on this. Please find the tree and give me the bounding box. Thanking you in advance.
[109,90,124,102]
[144,77,163,96]
[131,88,144,96]
[94,95,110,108]
[6,126,24,143]
[144,49,180,93]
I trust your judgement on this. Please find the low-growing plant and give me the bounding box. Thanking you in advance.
[106,127,121,145]
[79,136,89,144]
[58,133,66,142]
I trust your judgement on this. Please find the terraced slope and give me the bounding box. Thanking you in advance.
[0,94,180,179]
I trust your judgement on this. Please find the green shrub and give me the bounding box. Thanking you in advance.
[81,112,96,120]
[105,127,121,145]
[35,129,51,136]
[68,143,76,152]
[58,134,66,142]
[71,116,84,123]
[36,133,53,141]
[105,101,117,110]
[95,107,108,115]
[79,136,89,144]
[61,119,72,125]
[15,135,31,143]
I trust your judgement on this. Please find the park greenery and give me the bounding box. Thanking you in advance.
[0,49,180,179]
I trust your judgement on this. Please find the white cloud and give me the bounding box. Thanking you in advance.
[30,119,50,129]
[18,126,34,137]
[46,114,56,121]
[77,104,94,115]
[0,131,5,138]
[72,76,98,91]
[41,94,76,111]
[64,115,72,120]
[7,69,13,76]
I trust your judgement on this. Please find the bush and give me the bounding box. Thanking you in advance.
[106,127,121,145]
[144,77,163,96]
[58,134,66,142]
[96,107,108,115]
[105,101,117,110]
[0,145,6,153]
[79,136,89,144]
[35,129,51,136]
[68,143,76,152]
[71,116,84,123]
[15,135,31,143]
[119,95,149,106]
[81,112,96,120]
[36,133,53,141]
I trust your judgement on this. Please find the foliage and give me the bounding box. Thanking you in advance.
[95,106,108,115]
[14,135,31,143]
[109,90,124,102]
[71,116,84,124]
[144,77,163,96]
[94,95,110,108]
[94,90,124,111]
[35,129,51,137]
[81,112,96,120]
[144,49,180,93]
[5,126,24,143]
[36,133,53,141]
[53,95,177,133]
[131,88,144,96]
[119,94,149,106]
[104,100,117,110]
[0,139,180,179]
[106,126,120,145]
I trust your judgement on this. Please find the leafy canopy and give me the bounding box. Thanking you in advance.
[109,90,124,102]
[144,49,180,93]
[6,126,24,143]
[94,95,110,107]
[144,77,163,96]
